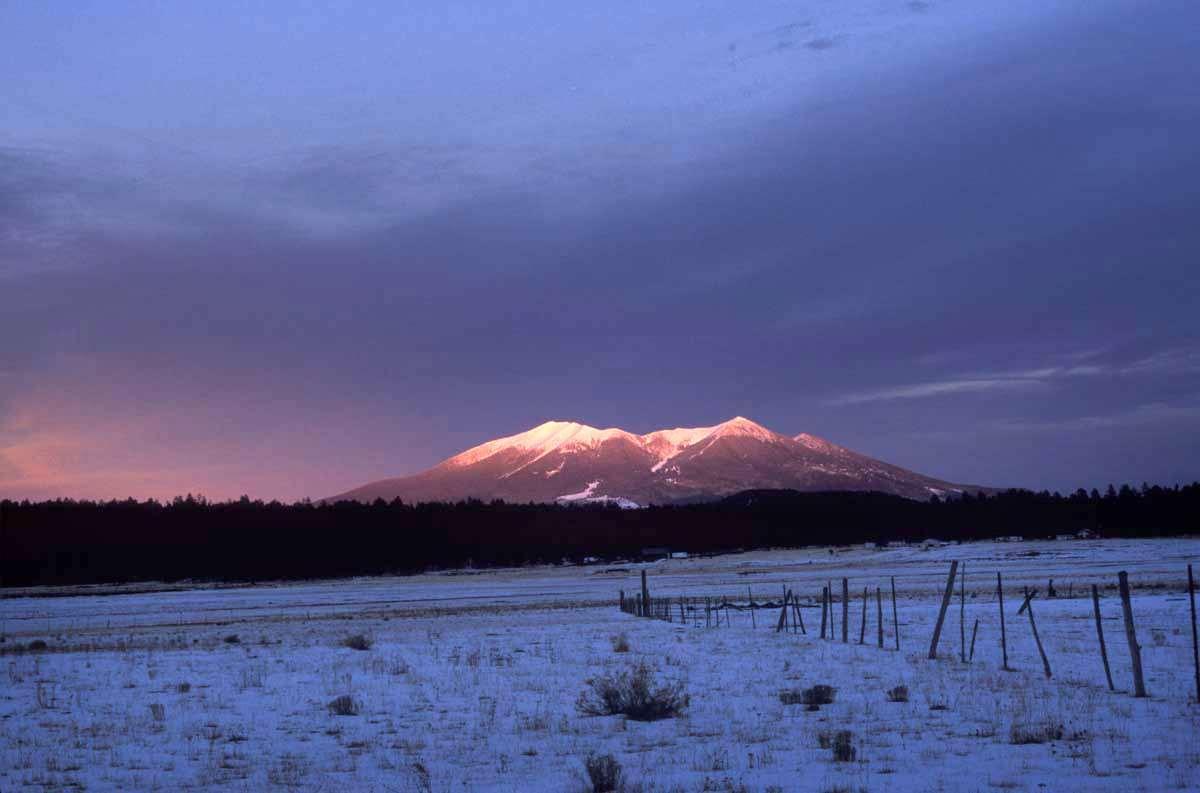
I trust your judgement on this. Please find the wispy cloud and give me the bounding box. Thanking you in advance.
[829,348,1200,405]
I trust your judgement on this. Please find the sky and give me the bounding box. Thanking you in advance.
[2,0,1199,502]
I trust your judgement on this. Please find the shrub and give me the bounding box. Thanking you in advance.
[177,682,191,693]
[585,753,623,792]
[342,634,372,651]
[223,634,240,644]
[779,689,804,705]
[149,703,166,721]
[886,685,909,702]
[1010,721,1064,745]
[328,695,359,717]
[577,662,688,721]
[611,634,630,653]
[28,639,48,652]
[831,731,856,762]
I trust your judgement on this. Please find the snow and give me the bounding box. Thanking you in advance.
[4,537,1198,791]
[450,421,640,469]
[556,481,640,509]
[556,480,601,502]
[448,416,793,478]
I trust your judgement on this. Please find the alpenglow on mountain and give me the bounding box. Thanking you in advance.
[327,417,982,506]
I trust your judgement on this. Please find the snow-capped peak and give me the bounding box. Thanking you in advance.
[710,416,777,441]
[793,432,841,453]
[447,420,638,467]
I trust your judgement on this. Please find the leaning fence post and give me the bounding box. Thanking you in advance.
[859,587,868,644]
[929,560,959,659]
[891,576,900,651]
[776,590,791,633]
[1189,564,1199,705]
[1021,588,1052,679]
[1091,584,1115,692]
[1118,571,1147,697]
[997,572,1009,670]
[749,587,756,629]
[969,618,979,662]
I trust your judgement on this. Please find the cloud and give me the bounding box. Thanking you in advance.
[829,348,1200,405]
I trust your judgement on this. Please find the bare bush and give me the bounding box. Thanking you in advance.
[223,634,240,644]
[779,689,805,706]
[786,683,837,710]
[328,694,359,716]
[149,702,166,721]
[585,753,623,792]
[177,682,191,693]
[577,662,688,721]
[611,634,630,653]
[1010,721,1064,745]
[36,681,57,709]
[886,685,909,702]
[267,754,310,787]
[28,639,48,652]
[342,634,372,651]
[831,731,856,762]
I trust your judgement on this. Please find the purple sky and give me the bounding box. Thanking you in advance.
[2,0,1199,501]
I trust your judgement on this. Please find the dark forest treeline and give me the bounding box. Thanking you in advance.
[2,483,1197,587]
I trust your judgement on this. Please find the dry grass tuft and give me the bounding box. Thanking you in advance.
[342,634,372,651]
[328,695,359,717]
[585,753,623,792]
[577,662,688,721]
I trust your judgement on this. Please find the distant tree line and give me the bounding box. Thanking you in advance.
[1,483,1196,587]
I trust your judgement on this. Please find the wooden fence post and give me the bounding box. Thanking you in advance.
[620,590,625,613]
[1020,588,1052,679]
[795,596,806,635]
[1118,571,1147,697]
[997,572,1009,671]
[959,561,967,663]
[1091,584,1115,691]
[827,580,835,640]
[820,587,829,639]
[928,560,959,659]
[776,590,791,632]
[969,618,979,662]
[641,569,650,619]
[749,587,756,629]
[876,586,884,648]
[891,576,900,651]
[1189,564,1199,705]
[842,578,849,643]
[859,587,868,644]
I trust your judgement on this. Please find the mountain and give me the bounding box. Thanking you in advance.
[326,416,983,505]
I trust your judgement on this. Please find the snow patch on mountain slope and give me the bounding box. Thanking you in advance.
[556,480,640,508]
[556,480,601,502]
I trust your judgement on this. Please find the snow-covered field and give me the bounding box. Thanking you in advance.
[2,537,1198,791]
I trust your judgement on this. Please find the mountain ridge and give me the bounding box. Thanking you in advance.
[326,416,984,505]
